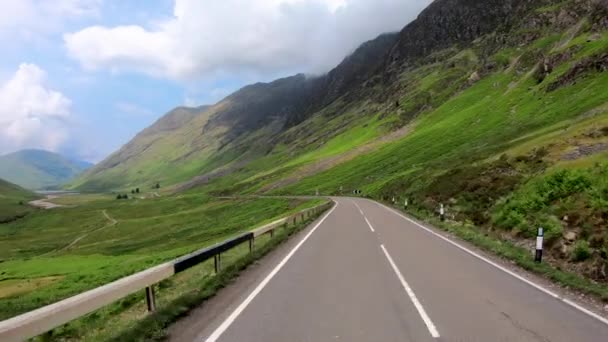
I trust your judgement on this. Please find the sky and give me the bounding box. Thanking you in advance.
[0,0,431,163]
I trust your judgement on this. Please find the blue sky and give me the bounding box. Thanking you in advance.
[0,0,430,163]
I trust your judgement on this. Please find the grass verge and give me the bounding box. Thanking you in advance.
[39,201,331,341]
[383,202,608,302]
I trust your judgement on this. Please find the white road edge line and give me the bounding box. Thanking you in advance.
[202,202,339,342]
[372,200,608,327]
[380,244,440,338]
[352,201,375,232]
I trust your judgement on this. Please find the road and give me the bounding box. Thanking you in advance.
[170,197,608,342]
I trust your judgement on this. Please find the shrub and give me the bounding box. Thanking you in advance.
[536,215,563,243]
[572,240,592,262]
[493,208,527,231]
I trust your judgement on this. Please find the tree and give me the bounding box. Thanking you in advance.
[131,190,135,194]
[155,183,160,189]
[135,188,140,193]
[116,194,122,200]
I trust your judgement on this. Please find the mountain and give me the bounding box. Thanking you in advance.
[73,0,608,280]
[0,149,93,190]
[0,178,38,223]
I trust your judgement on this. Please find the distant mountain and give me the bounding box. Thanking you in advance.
[0,149,93,190]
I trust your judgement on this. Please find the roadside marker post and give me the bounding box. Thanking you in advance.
[535,227,544,263]
[404,199,408,209]
[439,203,445,221]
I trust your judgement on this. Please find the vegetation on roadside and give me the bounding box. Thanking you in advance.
[35,202,329,341]
[390,204,608,302]
[0,194,320,321]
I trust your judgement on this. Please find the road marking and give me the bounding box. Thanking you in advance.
[372,200,608,327]
[352,200,365,216]
[364,217,375,232]
[352,201,375,232]
[380,244,440,338]
[203,202,339,342]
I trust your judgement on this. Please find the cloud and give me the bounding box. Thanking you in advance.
[0,64,72,154]
[65,0,431,81]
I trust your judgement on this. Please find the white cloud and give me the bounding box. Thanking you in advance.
[65,0,431,81]
[0,64,72,154]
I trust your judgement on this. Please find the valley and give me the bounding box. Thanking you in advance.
[1,0,608,340]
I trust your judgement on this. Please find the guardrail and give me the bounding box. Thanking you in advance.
[0,200,333,341]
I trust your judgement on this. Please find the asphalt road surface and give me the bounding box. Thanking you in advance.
[170,197,608,342]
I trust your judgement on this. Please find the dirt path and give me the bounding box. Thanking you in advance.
[29,195,63,209]
[50,210,118,254]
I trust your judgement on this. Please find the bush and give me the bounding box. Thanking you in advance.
[572,240,592,262]
[493,208,527,231]
[536,214,563,243]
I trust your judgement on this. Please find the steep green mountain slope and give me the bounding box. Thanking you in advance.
[70,32,400,191]
[0,149,93,190]
[0,178,38,223]
[77,0,608,282]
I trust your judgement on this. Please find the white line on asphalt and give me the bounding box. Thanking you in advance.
[202,202,339,342]
[372,200,608,327]
[352,201,375,232]
[364,217,375,232]
[380,244,440,338]
[352,200,365,216]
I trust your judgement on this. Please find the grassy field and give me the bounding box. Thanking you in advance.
[47,206,329,341]
[0,193,322,321]
[0,179,38,223]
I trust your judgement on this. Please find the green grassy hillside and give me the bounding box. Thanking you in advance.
[0,178,38,223]
[0,149,92,190]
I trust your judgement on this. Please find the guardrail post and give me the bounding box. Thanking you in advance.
[249,237,254,253]
[41,331,53,341]
[270,229,275,238]
[145,286,156,312]
[214,254,221,273]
